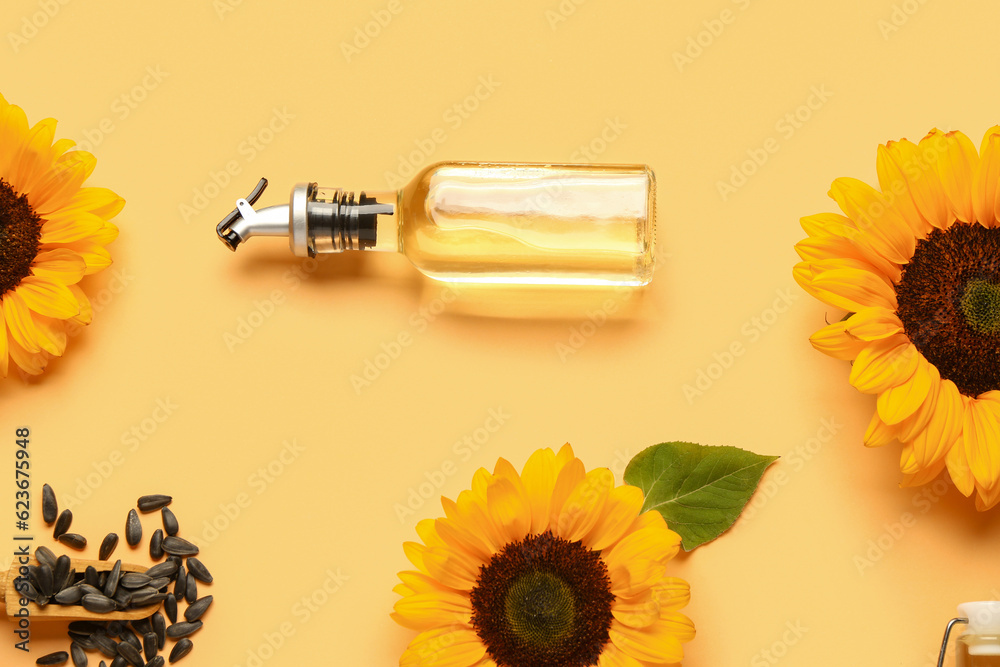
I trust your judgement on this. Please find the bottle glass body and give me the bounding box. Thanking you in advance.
[957,633,1000,666]
[395,162,655,286]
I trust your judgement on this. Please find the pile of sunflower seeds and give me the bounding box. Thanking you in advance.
[29,489,214,666]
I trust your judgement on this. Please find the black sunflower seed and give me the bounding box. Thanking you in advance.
[42,484,58,524]
[104,560,122,598]
[54,585,86,605]
[36,651,69,665]
[16,578,39,601]
[145,657,164,667]
[93,633,120,659]
[110,656,127,667]
[144,561,178,579]
[168,639,192,663]
[53,555,71,591]
[130,617,153,636]
[58,533,87,550]
[185,576,197,605]
[67,632,97,650]
[160,508,178,537]
[165,621,202,639]
[106,621,124,636]
[78,584,102,597]
[172,566,186,599]
[116,640,144,667]
[69,621,106,635]
[149,529,163,561]
[53,509,73,538]
[151,612,166,649]
[183,595,213,622]
[148,577,170,591]
[85,565,100,588]
[131,591,167,607]
[137,495,172,512]
[100,534,119,561]
[81,594,116,614]
[125,510,142,547]
[161,537,198,557]
[119,628,141,653]
[113,588,132,608]
[163,594,177,624]
[35,545,57,569]
[70,642,88,667]
[120,573,152,589]
[33,563,54,597]
[184,558,212,584]
[99,663,106,667]
[142,632,156,661]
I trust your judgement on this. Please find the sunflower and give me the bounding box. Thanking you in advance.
[392,444,695,667]
[793,127,1000,510]
[0,93,121,377]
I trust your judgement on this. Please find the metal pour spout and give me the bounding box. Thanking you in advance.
[216,178,289,251]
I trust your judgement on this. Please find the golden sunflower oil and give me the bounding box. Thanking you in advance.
[957,634,1000,666]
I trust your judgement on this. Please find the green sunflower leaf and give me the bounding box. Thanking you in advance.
[623,442,779,551]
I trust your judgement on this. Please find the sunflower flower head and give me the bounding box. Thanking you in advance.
[392,444,695,667]
[794,127,1000,510]
[0,93,122,377]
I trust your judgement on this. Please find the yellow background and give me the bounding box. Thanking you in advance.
[2,0,1000,665]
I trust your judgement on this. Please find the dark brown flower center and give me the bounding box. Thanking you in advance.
[469,531,614,667]
[895,222,1000,397]
[0,178,41,297]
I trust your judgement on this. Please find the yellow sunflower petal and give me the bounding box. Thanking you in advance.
[0,102,29,177]
[547,457,585,530]
[808,320,866,361]
[0,307,7,377]
[900,457,946,488]
[29,315,67,357]
[906,377,964,468]
[848,336,918,394]
[864,412,900,448]
[422,547,481,591]
[30,149,96,216]
[609,617,686,664]
[844,307,903,341]
[485,476,531,544]
[975,482,1000,511]
[963,395,1000,492]
[928,128,979,224]
[397,570,463,596]
[14,276,80,319]
[653,577,691,612]
[67,284,92,326]
[596,643,644,667]
[38,211,109,244]
[828,176,915,264]
[6,333,47,375]
[392,591,472,631]
[798,212,904,282]
[554,442,577,470]
[51,186,125,221]
[876,143,933,237]
[434,518,492,563]
[889,136,952,230]
[400,626,485,667]
[876,354,933,425]
[611,589,659,629]
[808,266,898,312]
[2,291,41,353]
[9,117,58,194]
[948,403,977,497]
[56,242,112,275]
[520,447,557,534]
[555,467,612,542]
[583,483,644,551]
[975,126,1000,227]
[30,248,86,285]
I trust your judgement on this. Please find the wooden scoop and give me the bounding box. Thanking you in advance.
[0,558,158,622]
